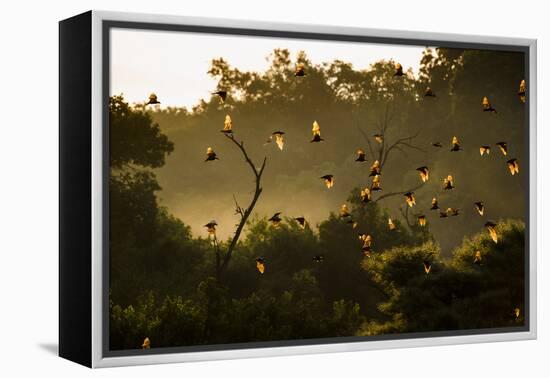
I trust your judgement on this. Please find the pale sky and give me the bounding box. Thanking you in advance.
[110,28,427,109]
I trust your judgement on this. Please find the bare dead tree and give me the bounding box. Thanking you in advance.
[355,105,426,204]
[212,133,267,280]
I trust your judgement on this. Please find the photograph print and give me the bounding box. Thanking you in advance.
[107,25,528,353]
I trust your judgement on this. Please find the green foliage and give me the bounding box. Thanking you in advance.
[361,220,525,335]
[110,95,174,169]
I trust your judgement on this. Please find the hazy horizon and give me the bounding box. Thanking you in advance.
[111,28,427,109]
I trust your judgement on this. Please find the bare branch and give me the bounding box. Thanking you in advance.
[374,182,425,203]
[355,122,375,159]
[398,205,413,228]
[219,134,267,276]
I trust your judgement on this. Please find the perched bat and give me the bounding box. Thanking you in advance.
[221,114,233,134]
[373,134,384,144]
[388,217,397,231]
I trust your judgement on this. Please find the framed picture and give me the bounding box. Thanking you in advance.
[59,10,537,368]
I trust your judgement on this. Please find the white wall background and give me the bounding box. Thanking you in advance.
[0,0,547,376]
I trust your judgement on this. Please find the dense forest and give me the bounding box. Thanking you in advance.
[109,46,526,350]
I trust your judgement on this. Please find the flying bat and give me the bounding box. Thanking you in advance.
[416,166,429,182]
[418,215,427,227]
[269,131,285,150]
[496,142,508,156]
[447,207,460,217]
[212,90,227,102]
[255,257,266,274]
[485,221,498,243]
[205,147,219,162]
[423,260,432,274]
[388,217,397,231]
[480,145,491,156]
[393,62,404,77]
[450,136,462,152]
[431,197,439,210]
[321,174,334,189]
[311,121,324,142]
[268,212,282,227]
[371,175,382,191]
[312,255,324,263]
[204,220,218,235]
[443,175,455,190]
[373,134,384,144]
[142,337,151,349]
[361,187,372,203]
[356,149,367,162]
[507,158,520,175]
[295,63,306,77]
[370,160,381,176]
[294,217,306,229]
[424,86,436,97]
[474,202,484,216]
[404,192,416,207]
[340,204,351,218]
[474,250,482,265]
[518,79,526,103]
[439,211,449,218]
[514,307,521,319]
[145,93,160,106]
[347,219,359,229]
[482,96,497,113]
